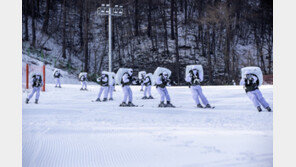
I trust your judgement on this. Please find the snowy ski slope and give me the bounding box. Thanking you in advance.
[22,84,273,167]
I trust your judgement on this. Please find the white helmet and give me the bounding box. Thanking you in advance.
[162,71,168,78]
[128,69,133,75]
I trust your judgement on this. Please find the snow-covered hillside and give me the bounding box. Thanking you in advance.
[22,84,273,167]
[22,53,96,88]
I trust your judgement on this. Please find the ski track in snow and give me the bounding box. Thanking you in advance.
[23,84,273,167]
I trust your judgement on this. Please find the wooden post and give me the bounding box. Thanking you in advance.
[26,64,29,89]
[42,65,45,91]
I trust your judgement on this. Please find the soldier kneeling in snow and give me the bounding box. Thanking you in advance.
[95,72,109,102]
[155,70,175,107]
[25,73,43,104]
[185,65,212,108]
[240,67,272,112]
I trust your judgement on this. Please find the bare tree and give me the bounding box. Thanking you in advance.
[83,0,89,72]
[42,0,50,33]
[31,0,36,47]
[174,3,180,84]
[62,0,67,59]
[170,0,175,40]
[23,0,29,41]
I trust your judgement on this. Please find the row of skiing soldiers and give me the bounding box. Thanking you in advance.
[89,65,271,111]
[25,65,272,112]
[103,67,214,108]
[90,68,178,107]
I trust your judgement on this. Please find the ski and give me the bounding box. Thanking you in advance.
[91,100,108,102]
[204,106,215,109]
[80,89,88,91]
[157,105,182,108]
[119,105,144,107]
[196,106,215,109]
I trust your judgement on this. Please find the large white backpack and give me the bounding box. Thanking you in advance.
[185,65,204,82]
[241,66,263,86]
[153,67,171,85]
[115,68,132,85]
[79,72,87,80]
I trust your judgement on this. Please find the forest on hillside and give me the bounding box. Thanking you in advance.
[22,0,273,85]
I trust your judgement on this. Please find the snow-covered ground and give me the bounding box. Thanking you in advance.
[22,84,273,167]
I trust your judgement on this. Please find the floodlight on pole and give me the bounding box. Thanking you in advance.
[97,2,123,72]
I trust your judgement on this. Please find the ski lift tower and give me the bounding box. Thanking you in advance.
[97,2,123,72]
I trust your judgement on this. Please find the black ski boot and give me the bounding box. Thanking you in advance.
[102,98,108,102]
[158,101,165,107]
[25,98,29,104]
[120,102,127,107]
[140,89,143,91]
[148,96,154,99]
[127,102,136,107]
[35,99,38,104]
[205,104,212,108]
[266,106,272,112]
[109,98,113,101]
[257,106,262,112]
[197,104,203,108]
[165,101,175,108]
[80,88,83,90]
[59,86,61,88]
[95,98,101,102]
[142,96,148,99]
[55,85,58,88]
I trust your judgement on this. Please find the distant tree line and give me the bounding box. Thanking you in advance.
[22,0,273,85]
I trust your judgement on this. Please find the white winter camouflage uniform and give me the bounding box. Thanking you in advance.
[109,77,115,99]
[185,71,209,106]
[121,73,133,103]
[27,74,43,102]
[97,75,109,100]
[143,75,152,97]
[53,70,62,87]
[240,75,270,109]
[155,74,171,102]
[80,75,87,89]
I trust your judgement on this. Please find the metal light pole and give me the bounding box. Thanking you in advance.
[97,2,123,72]
[108,5,112,72]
